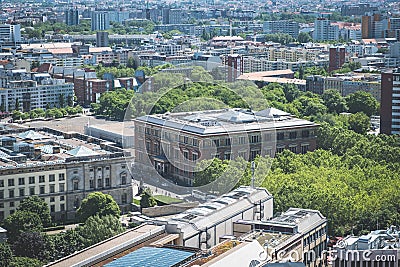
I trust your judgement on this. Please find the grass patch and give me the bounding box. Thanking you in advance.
[154,195,183,205]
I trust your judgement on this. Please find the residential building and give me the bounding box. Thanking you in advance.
[0,24,21,44]
[91,11,110,31]
[0,70,74,112]
[65,8,79,26]
[329,46,346,72]
[313,19,339,41]
[362,13,388,39]
[222,54,244,82]
[134,108,318,185]
[263,20,299,38]
[381,69,400,135]
[0,127,133,221]
[96,31,109,47]
[341,4,378,16]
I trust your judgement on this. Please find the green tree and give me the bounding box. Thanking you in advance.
[58,94,65,108]
[322,89,347,114]
[346,91,379,117]
[17,196,52,227]
[77,192,120,222]
[0,243,13,267]
[347,112,370,134]
[9,257,42,267]
[193,158,228,186]
[15,98,20,111]
[3,211,43,243]
[297,32,312,43]
[67,94,74,107]
[12,232,49,261]
[77,215,124,247]
[139,188,157,208]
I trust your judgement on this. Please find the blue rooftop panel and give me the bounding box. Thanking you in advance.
[104,247,194,267]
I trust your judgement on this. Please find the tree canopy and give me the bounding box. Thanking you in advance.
[77,192,121,222]
[17,196,51,227]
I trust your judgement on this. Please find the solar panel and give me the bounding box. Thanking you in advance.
[104,247,194,267]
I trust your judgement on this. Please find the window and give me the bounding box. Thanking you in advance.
[192,153,198,161]
[50,185,55,193]
[60,196,65,201]
[289,132,297,140]
[89,179,94,189]
[30,187,35,196]
[0,203,3,208]
[19,188,24,197]
[276,146,285,153]
[97,179,102,188]
[59,183,65,192]
[105,178,110,187]
[59,174,65,181]
[302,130,310,138]
[0,190,3,199]
[89,168,94,172]
[0,180,3,187]
[213,139,220,147]
[277,133,284,140]
[193,139,198,147]
[50,205,55,213]
[183,136,188,144]
[50,197,55,202]
[9,201,14,208]
[40,186,45,194]
[8,179,14,187]
[250,135,260,143]
[239,136,246,145]
[49,174,55,182]
[264,133,272,141]
[301,144,310,154]
[224,152,231,160]
[0,211,3,220]
[29,176,35,184]
[60,204,65,211]
[121,174,127,185]
[289,145,297,153]
[183,151,189,159]
[9,189,14,198]
[39,175,45,183]
[73,181,79,191]
[122,193,127,204]
[225,138,231,146]
[250,150,260,160]
[18,178,25,185]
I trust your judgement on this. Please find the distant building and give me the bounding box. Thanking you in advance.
[0,24,21,44]
[341,4,377,16]
[329,46,346,72]
[91,11,110,31]
[381,69,400,135]
[263,20,299,38]
[96,31,109,47]
[222,54,243,82]
[313,19,339,41]
[362,13,388,39]
[65,8,79,26]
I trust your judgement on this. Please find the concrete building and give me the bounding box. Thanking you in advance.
[329,46,346,72]
[96,31,109,47]
[0,24,21,44]
[91,11,110,31]
[65,8,79,26]
[0,127,133,221]
[381,69,400,135]
[263,20,299,38]
[0,70,74,112]
[233,208,327,267]
[134,108,318,185]
[313,19,339,41]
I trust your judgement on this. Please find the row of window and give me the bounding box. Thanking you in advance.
[0,196,65,210]
[0,174,65,187]
[0,183,65,199]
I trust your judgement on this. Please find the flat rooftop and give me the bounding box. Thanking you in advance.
[135,108,318,136]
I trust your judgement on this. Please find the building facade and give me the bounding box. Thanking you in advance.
[263,20,299,38]
[0,127,133,222]
[381,69,400,135]
[65,8,79,26]
[91,11,110,31]
[313,19,339,41]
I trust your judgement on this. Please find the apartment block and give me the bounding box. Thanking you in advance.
[381,69,400,135]
[263,20,299,38]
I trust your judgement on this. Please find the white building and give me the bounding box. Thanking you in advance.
[313,19,339,41]
[0,24,21,43]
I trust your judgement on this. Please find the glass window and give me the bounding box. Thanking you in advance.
[18,178,25,185]
[59,174,65,181]
[40,186,45,194]
[73,181,79,191]
[0,190,3,199]
[9,189,14,198]
[39,175,45,183]
[50,185,55,193]
[49,174,55,182]
[89,180,94,189]
[29,176,35,184]
[8,179,14,187]
[105,178,110,187]
[29,187,35,196]
[50,205,55,213]
[59,183,65,192]
[19,188,24,197]
[289,132,297,140]
[60,196,65,201]
[60,204,65,211]
[50,197,55,202]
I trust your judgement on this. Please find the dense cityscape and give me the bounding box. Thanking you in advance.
[0,0,399,266]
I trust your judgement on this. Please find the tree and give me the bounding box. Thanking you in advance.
[322,89,347,114]
[67,94,74,107]
[15,98,20,111]
[12,232,49,261]
[139,188,157,208]
[347,112,370,134]
[346,91,379,117]
[0,243,13,267]
[17,196,52,227]
[193,158,228,186]
[297,32,312,43]
[3,211,43,243]
[77,215,124,247]
[77,192,120,222]
[9,257,42,267]
[58,94,65,108]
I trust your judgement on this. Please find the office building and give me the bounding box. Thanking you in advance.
[0,127,133,221]
[65,8,79,26]
[96,31,109,47]
[313,19,339,41]
[381,69,400,135]
[134,108,318,185]
[263,20,299,38]
[329,46,346,72]
[0,24,21,44]
[91,11,110,31]
[362,14,388,39]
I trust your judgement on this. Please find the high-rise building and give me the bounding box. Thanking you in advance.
[329,46,346,72]
[91,11,110,31]
[263,20,299,38]
[65,8,79,26]
[381,69,400,135]
[223,54,243,82]
[313,19,339,41]
[362,13,388,39]
[96,31,109,47]
[0,24,21,43]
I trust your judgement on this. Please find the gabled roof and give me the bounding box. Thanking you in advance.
[66,145,98,157]
[18,130,47,140]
